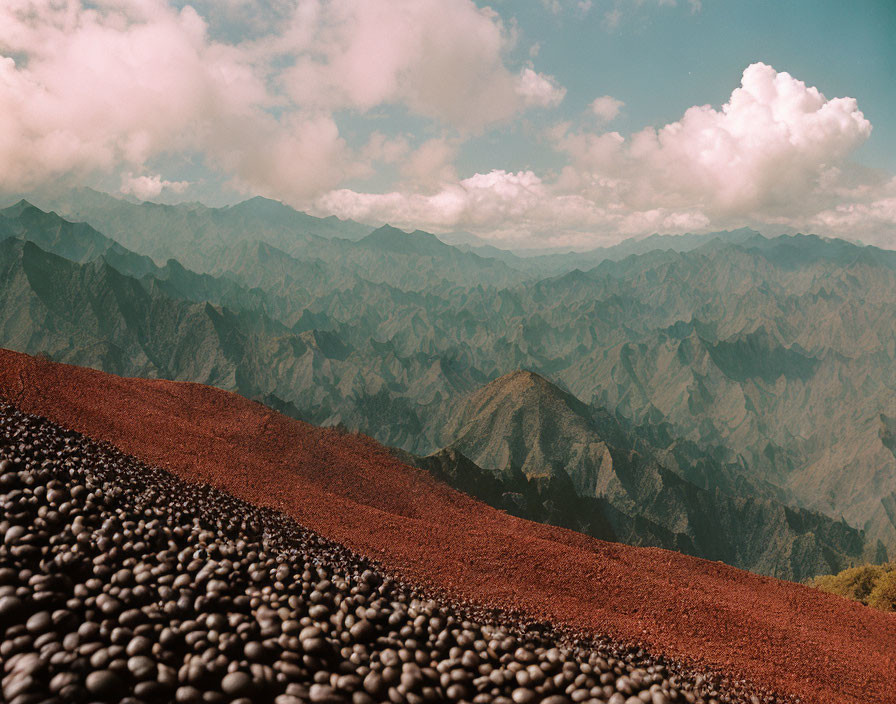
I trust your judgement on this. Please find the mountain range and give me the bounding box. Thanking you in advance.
[1,190,894,581]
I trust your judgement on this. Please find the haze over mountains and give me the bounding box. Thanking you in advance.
[1,189,894,581]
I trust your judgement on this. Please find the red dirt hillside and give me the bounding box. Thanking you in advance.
[0,349,893,704]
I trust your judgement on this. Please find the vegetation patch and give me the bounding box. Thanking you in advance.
[810,562,896,611]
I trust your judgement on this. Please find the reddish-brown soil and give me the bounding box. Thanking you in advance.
[0,349,893,704]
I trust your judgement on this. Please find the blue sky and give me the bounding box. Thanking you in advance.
[1,0,894,248]
[466,0,896,174]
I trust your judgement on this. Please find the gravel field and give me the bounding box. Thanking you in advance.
[0,402,784,704]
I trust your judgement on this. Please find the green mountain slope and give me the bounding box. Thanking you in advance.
[0,200,155,273]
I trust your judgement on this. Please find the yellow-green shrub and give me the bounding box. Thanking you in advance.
[866,569,896,612]
[809,563,887,603]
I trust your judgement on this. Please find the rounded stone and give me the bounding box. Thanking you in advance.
[221,671,253,696]
[85,669,125,697]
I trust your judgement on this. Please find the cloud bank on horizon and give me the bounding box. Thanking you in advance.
[1,0,894,248]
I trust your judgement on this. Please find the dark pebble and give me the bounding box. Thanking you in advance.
[85,669,125,697]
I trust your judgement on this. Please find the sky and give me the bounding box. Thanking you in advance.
[1,0,894,249]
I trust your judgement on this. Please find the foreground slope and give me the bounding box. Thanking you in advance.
[0,350,893,703]
[2,402,751,704]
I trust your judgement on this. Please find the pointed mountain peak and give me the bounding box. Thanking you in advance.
[473,369,591,417]
[721,227,765,242]
[491,369,552,388]
[365,224,411,240]
[410,228,445,241]
[553,268,595,285]
[442,369,609,483]
[361,225,449,255]
[1,199,43,219]
[246,195,281,205]
[233,195,289,211]
[225,196,300,223]
[298,329,352,360]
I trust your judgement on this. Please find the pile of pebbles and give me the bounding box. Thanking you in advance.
[0,402,784,704]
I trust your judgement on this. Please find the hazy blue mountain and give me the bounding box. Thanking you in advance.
[31,187,370,271]
[224,195,372,241]
[0,200,153,270]
[30,190,531,291]
[453,228,769,277]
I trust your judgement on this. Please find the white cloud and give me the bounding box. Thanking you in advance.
[316,170,571,242]
[516,68,567,109]
[0,0,553,201]
[589,96,624,123]
[0,3,890,247]
[278,0,522,131]
[315,169,710,248]
[361,132,411,166]
[809,175,896,246]
[121,173,190,200]
[0,0,350,200]
[400,138,460,188]
[314,63,889,248]
[815,197,896,232]
[556,63,872,218]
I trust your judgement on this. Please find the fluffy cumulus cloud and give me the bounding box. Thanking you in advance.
[809,175,896,247]
[589,96,624,123]
[278,0,524,130]
[316,63,889,247]
[121,173,190,200]
[399,138,460,189]
[316,169,709,248]
[0,0,351,200]
[516,68,567,109]
[0,0,556,203]
[556,63,873,217]
[317,170,609,246]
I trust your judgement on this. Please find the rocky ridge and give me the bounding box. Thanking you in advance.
[418,371,876,581]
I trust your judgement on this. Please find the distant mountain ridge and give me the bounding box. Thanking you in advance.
[449,228,770,276]
[0,200,152,269]
[27,187,371,271]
